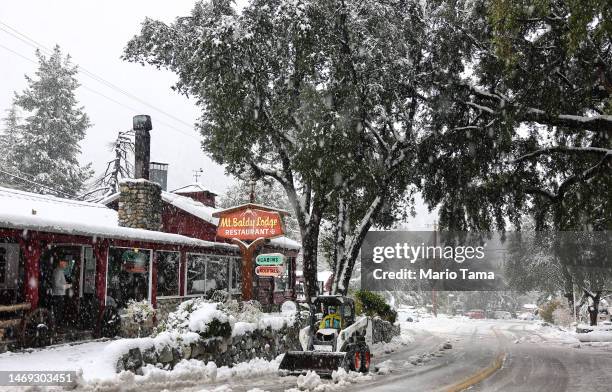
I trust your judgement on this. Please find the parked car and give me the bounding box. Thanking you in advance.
[517,312,536,321]
[493,310,512,320]
[466,309,486,319]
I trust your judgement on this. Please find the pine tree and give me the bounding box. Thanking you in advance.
[6,46,92,197]
[0,104,21,188]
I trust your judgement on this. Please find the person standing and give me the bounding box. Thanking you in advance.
[51,259,71,329]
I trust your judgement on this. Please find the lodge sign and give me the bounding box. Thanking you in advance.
[255,265,285,277]
[256,253,286,266]
[216,208,284,240]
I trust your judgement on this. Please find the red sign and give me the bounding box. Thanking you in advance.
[216,208,284,240]
[255,265,285,277]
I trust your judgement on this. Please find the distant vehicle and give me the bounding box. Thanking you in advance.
[493,311,512,320]
[466,309,486,319]
[517,312,536,321]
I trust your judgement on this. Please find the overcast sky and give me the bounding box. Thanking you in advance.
[0,0,436,229]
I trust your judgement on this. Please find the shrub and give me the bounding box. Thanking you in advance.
[354,290,397,323]
[540,300,561,324]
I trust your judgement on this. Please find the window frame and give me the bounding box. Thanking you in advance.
[106,246,153,306]
[155,250,181,298]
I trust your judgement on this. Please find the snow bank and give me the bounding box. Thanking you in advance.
[287,368,374,391]
[575,331,612,342]
[76,356,283,391]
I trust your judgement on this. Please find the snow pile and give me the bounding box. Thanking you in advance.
[160,297,295,338]
[76,356,283,391]
[575,323,612,342]
[371,333,413,355]
[296,371,322,390]
[288,368,374,391]
[512,322,579,345]
[374,359,394,375]
[576,331,612,342]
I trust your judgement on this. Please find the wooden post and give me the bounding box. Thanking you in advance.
[19,233,42,310]
[94,240,109,311]
[151,251,158,309]
[179,249,187,296]
[232,238,266,301]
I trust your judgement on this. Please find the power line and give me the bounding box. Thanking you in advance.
[0,19,198,133]
[0,167,74,198]
[0,42,200,141]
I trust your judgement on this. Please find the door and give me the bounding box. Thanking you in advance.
[40,246,82,329]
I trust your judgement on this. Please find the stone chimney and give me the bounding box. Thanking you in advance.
[118,179,163,231]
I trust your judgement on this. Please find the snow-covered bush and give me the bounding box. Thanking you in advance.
[157,297,231,338]
[126,299,155,325]
[553,305,573,327]
[239,300,264,324]
[125,300,156,338]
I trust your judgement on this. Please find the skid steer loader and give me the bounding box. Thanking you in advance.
[279,295,373,376]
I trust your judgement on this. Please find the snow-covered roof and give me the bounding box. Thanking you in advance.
[171,183,218,196]
[163,192,219,225]
[295,270,333,282]
[267,236,301,251]
[212,203,291,217]
[99,190,301,250]
[0,186,236,249]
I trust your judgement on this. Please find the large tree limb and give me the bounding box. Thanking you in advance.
[524,153,612,203]
[514,146,611,163]
[459,83,612,132]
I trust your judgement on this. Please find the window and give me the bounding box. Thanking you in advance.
[187,253,207,295]
[187,254,231,296]
[229,257,242,293]
[107,247,150,308]
[0,243,19,289]
[82,246,96,295]
[156,251,180,297]
[205,256,228,293]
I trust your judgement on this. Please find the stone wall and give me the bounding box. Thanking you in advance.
[118,179,162,231]
[116,324,302,374]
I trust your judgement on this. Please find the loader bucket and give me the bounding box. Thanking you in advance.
[279,351,348,376]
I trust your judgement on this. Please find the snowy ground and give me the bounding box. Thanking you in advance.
[2,316,612,391]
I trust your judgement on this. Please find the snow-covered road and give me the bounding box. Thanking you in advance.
[2,318,612,391]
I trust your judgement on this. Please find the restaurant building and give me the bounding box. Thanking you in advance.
[0,180,299,347]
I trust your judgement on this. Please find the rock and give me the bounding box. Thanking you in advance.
[158,346,173,364]
[124,348,143,373]
[115,356,126,373]
[142,347,158,364]
[442,342,452,350]
[182,344,192,359]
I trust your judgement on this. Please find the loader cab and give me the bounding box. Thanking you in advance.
[311,295,355,331]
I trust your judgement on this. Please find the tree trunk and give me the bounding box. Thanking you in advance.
[333,195,386,295]
[588,291,601,326]
[301,224,321,304]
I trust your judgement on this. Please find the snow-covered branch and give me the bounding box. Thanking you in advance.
[514,146,611,163]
